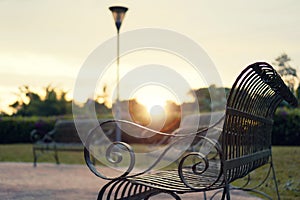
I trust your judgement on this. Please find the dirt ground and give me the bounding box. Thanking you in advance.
[0,162,262,200]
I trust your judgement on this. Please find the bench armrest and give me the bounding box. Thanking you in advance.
[30,129,55,143]
[30,129,43,142]
[178,134,223,190]
[84,117,225,181]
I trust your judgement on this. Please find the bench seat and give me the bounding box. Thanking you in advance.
[33,142,84,151]
[31,119,112,166]
[130,163,223,193]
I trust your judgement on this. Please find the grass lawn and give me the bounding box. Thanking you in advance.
[0,144,299,199]
[272,147,300,199]
[232,146,300,200]
[0,144,86,164]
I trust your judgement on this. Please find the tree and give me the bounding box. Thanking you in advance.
[190,85,229,112]
[297,85,300,105]
[9,85,72,116]
[273,53,299,93]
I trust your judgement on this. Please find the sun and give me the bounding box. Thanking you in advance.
[130,85,182,133]
[139,96,166,113]
[132,85,178,112]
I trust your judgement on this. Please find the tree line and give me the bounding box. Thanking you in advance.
[2,53,299,117]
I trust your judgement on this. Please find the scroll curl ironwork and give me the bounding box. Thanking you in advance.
[178,135,223,190]
[84,125,136,180]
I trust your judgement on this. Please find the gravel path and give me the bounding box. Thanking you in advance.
[0,162,262,200]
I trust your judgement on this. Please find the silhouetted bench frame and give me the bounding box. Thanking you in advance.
[84,62,298,200]
[31,119,112,167]
[31,120,85,167]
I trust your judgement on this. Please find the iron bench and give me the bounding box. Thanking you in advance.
[31,119,111,167]
[84,62,298,199]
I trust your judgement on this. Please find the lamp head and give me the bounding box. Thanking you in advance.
[109,6,128,32]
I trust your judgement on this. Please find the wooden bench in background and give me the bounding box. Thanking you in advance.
[84,62,297,199]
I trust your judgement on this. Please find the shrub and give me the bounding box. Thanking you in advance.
[272,108,300,145]
[0,108,299,145]
[0,116,57,144]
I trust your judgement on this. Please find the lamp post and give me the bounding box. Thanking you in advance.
[109,6,128,141]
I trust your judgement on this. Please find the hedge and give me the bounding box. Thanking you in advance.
[272,107,300,145]
[0,109,299,145]
[0,117,57,144]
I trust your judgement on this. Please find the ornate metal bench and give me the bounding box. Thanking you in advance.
[31,119,112,167]
[84,62,298,199]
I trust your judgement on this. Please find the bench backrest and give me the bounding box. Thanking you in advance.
[222,62,297,181]
[53,120,83,143]
[53,119,110,143]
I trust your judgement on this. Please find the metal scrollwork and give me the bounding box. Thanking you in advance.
[178,152,209,180]
[84,124,136,180]
[105,142,128,164]
[252,62,298,107]
[178,135,223,190]
[105,141,136,172]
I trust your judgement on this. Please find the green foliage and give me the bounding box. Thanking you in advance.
[0,116,57,144]
[191,85,230,112]
[273,53,299,94]
[272,107,300,145]
[10,85,72,116]
[297,85,300,103]
[274,53,297,77]
[1,107,300,145]
[83,98,112,117]
[7,85,113,118]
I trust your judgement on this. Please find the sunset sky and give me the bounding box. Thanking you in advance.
[1,0,300,114]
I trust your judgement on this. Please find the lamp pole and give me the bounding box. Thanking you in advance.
[109,6,128,141]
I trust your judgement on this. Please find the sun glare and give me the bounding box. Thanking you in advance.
[132,85,178,112]
[139,96,166,113]
[130,85,182,133]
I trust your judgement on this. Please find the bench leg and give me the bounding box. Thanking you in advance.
[54,148,60,165]
[203,191,207,200]
[221,173,231,200]
[33,147,37,167]
[220,185,231,200]
[271,159,280,200]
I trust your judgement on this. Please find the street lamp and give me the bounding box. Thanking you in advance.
[109,6,128,33]
[109,6,128,141]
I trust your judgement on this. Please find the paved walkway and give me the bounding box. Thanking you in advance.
[0,162,262,200]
